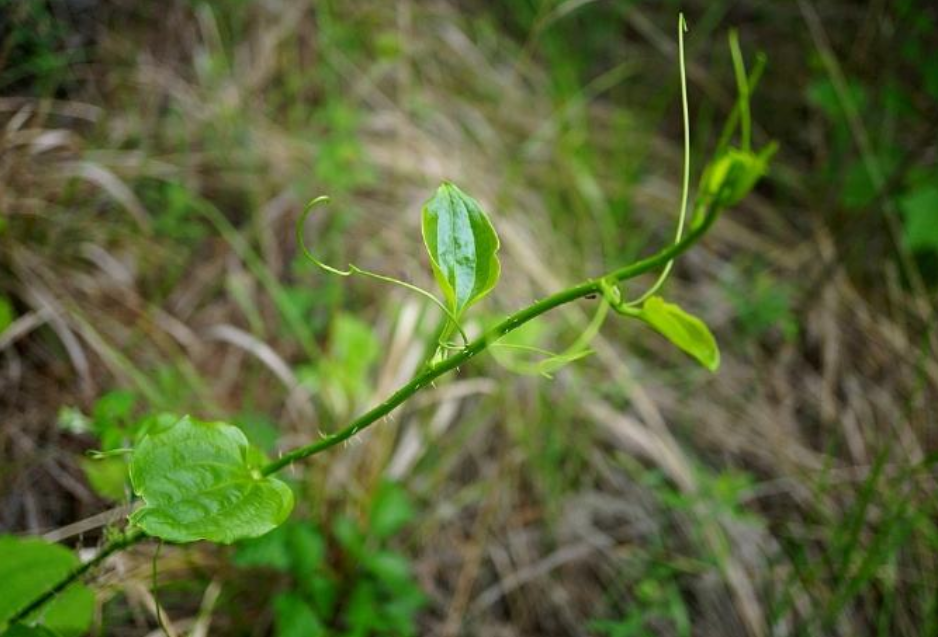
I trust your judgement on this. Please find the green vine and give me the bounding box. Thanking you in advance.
[2,14,778,634]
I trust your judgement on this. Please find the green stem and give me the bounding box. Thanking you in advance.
[13,203,720,623]
[261,203,718,476]
[7,528,146,627]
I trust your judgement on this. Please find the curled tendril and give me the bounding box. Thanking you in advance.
[296,196,470,346]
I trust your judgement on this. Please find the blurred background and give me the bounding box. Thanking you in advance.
[1,0,937,635]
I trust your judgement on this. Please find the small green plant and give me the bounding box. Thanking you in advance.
[0,15,775,636]
[722,260,799,343]
[589,562,691,637]
[58,391,139,502]
[0,0,79,96]
[299,313,381,418]
[234,482,424,637]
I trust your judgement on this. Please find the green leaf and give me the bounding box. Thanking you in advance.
[80,456,128,501]
[134,412,182,442]
[369,481,414,540]
[234,520,325,578]
[287,523,326,579]
[94,390,138,451]
[363,550,413,585]
[129,415,294,544]
[2,625,60,637]
[639,297,720,371]
[332,514,365,558]
[421,182,500,318]
[346,581,381,633]
[0,536,94,637]
[699,144,777,211]
[92,390,136,431]
[234,525,292,572]
[308,313,380,415]
[0,296,14,334]
[273,592,326,637]
[899,184,938,254]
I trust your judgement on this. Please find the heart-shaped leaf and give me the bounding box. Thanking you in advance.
[639,296,720,371]
[129,415,294,544]
[0,536,94,637]
[421,182,500,318]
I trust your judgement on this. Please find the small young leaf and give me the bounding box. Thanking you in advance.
[129,415,294,544]
[80,456,128,501]
[699,143,777,212]
[421,182,500,318]
[0,536,94,637]
[92,390,136,431]
[639,296,720,371]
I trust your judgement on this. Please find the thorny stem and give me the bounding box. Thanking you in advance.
[12,202,720,627]
[260,201,719,476]
[8,528,146,626]
[15,13,725,612]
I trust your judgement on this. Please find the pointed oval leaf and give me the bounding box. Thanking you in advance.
[640,296,720,371]
[421,182,500,317]
[701,143,777,210]
[0,536,94,637]
[129,415,294,544]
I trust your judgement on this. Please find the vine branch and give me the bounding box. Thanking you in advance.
[12,196,722,628]
[261,200,720,476]
[8,529,146,626]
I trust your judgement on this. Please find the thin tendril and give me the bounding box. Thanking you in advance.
[729,30,751,152]
[623,12,691,307]
[297,197,469,346]
[488,299,609,377]
[715,52,765,155]
[487,343,564,356]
